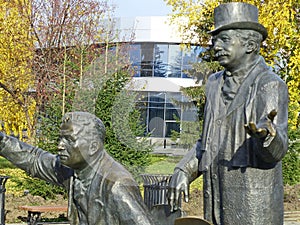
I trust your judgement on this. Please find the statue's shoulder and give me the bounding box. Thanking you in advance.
[208,71,224,81]
[258,67,286,86]
[256,67,287,94]
[255,57,286,85]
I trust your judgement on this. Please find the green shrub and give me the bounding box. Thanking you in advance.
[0,168,66,199]
[282,128,300,185]
[95,70,152,180]
[0,157,15,169]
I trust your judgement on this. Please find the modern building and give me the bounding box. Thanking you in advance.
[114,16,201,147]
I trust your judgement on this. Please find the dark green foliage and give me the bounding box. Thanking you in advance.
[95,70,152,180]
[36,110,62,154]
[282,128,300,185]
[11,175,66,199]
[0,157,15,169]
[36,75,76,154]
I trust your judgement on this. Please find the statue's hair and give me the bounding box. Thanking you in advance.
[233,29,263,54]
[62,112,106,141]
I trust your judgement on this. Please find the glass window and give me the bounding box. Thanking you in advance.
[128,43,201,78]
[140,43,154,77]
[154,44,168,77]
[165,122,180,137]
[129,44,141,77]
[135,91,197,138]
[167,45,182,78]
[148,108,165,137]
[182,108,198,121]
[166,108,180,120]
[181,46,202,78]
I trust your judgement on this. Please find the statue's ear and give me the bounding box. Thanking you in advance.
[246,40,258,53]
[89,141,101,156]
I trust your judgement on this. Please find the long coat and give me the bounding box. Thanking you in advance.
[0,136,156,225]
[177,57,288,225]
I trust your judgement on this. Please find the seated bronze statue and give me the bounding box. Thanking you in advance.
[0,111,157,225]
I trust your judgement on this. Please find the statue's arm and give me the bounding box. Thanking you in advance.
[0,133,72,186]
[174,142,201,182]
[168,142,201,212]
[245,79,288,163]
[112,179,158,225]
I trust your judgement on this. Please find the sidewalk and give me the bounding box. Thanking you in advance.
[152,146,189,156]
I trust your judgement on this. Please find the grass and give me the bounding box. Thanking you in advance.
[145,154,203,190]
[0,157,15,169]
[145,155,182,175]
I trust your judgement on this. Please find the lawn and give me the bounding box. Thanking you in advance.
[144,154,203,190]
[0,157,15,169]
[145,155,182,175]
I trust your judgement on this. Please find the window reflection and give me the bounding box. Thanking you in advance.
[130,43,201,77]
[136,91,198,138]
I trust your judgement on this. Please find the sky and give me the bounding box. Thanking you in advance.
[111,0,172,17]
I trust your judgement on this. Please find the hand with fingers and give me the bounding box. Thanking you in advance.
[168,169,189,212]
[244,109,277,139]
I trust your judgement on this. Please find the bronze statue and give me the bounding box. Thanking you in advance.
[168,3,288,225]
[0,112,157,225]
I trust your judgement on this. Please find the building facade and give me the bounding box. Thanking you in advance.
[114,16,201,146]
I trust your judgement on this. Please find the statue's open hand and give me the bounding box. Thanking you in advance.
[168,169,189,212]
[244,109,277,139]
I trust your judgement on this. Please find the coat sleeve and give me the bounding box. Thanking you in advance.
[174,141,201,182]
[0,134,72,187]
[111,178,158,225]
[253,75,289,163]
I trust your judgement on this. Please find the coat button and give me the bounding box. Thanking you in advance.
[207,137,211,143]
[212,145,217,152]
[212,174,217,179]
[216,120,221,125]
[204,191,210,198]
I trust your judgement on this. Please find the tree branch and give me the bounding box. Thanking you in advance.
[0,82,25,106]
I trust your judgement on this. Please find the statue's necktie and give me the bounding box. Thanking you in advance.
[222,71,243,104]
[73,177,88,215]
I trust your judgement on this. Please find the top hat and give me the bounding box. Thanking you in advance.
[209,2,268,40]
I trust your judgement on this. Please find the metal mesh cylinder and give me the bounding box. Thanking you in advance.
[141,174,179,210]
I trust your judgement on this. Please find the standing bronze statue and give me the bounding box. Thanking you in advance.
[0,112,157,225]
[168,2,288,225]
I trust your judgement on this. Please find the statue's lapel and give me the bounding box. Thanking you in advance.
[226,59,268,117]
[207,71,224,119]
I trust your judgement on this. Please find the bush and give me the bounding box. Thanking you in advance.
[95,70,152,180]
[282,128,300,185]
[0,168,66,199]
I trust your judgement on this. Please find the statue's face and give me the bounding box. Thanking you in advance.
[212,29,247,70]
[58,121,90,169]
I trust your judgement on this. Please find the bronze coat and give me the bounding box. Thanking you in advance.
[178,57,288,225]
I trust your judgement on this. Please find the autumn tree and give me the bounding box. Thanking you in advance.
[30,0,114,116]
[0,0,36,140]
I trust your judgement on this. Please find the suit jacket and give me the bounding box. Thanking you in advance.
[176,56,288,225]
[0,136,157,225]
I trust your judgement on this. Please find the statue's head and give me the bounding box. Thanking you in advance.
[58,112,106,169]
[210,3,266,70]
